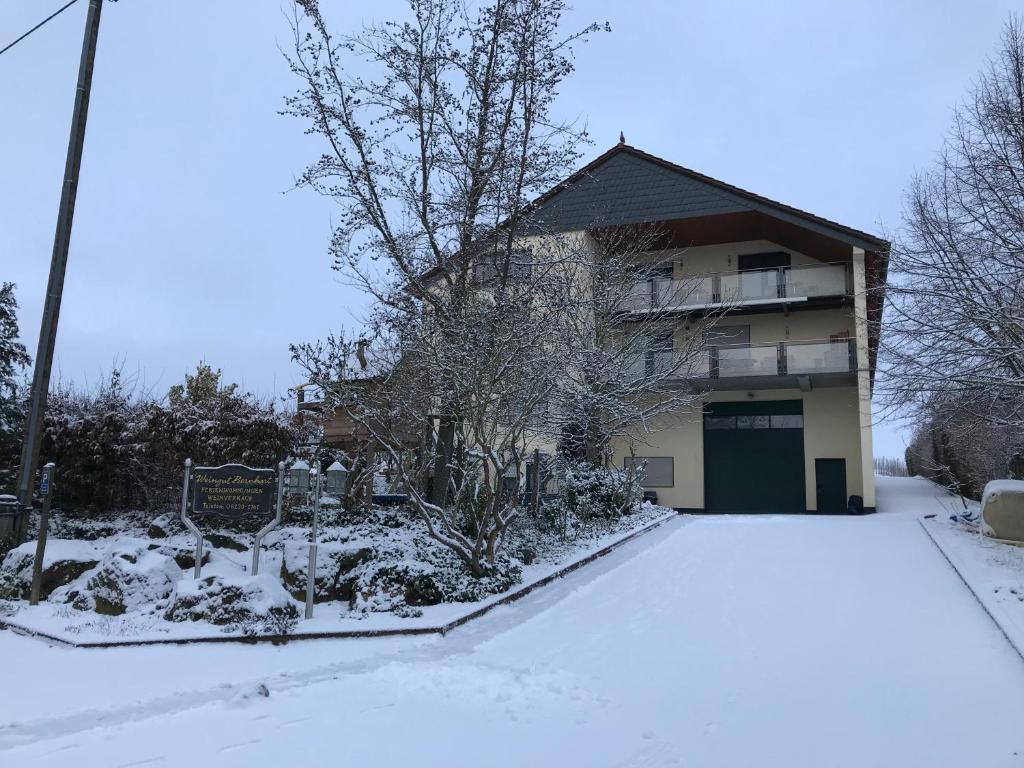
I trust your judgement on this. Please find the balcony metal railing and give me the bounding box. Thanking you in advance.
[623,263,851,312]
[624,338,856,381]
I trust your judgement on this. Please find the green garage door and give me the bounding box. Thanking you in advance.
[703,400,806,514]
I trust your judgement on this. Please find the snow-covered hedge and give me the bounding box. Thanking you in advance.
[34,365,302,512]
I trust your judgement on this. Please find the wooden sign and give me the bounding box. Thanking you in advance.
[192,464,276,520]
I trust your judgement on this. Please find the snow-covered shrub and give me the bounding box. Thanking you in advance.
[0,539,100,599]
[279,541,374,603]
[59,543,181,616]
[297,504,523,615]
[350,555,520,615]
[540,461,641,538]
[164,573,299,635]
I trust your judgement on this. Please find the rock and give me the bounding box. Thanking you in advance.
[0,540,100,600]
[148,543,210,571]
[280,542,373,603]
[205,532,247,552]
[64,544,181,616]
[982,480,1024,543]
[147,512,178,539]
[164,573,299,635]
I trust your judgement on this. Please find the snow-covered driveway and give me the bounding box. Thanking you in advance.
[4,477,1024,767]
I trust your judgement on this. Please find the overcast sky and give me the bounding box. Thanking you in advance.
[1,0,1018,459]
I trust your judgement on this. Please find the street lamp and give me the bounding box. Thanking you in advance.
[289,460,310,494]
[325,460,349,497]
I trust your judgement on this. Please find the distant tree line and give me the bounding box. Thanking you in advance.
[873,456,906,477]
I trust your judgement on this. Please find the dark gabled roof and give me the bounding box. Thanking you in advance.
[522,143,889,253]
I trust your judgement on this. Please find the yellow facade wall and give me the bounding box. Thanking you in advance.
[611,386,865,512]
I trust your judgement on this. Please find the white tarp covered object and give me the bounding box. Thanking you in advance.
[981,479,1024,543]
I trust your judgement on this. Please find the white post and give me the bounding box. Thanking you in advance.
[178,459,203,579]
[304,462,322,619]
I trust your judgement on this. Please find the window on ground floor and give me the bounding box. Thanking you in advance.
[623,456,674,487]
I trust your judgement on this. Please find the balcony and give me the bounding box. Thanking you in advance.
[626,339,857,391]
[622,262,851,314]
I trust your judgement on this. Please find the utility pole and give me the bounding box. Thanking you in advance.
[15,0,104,543]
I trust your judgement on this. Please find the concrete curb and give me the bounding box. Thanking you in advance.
[918,516,1024,665]
[0,512,678,649]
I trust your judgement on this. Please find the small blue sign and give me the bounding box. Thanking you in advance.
[40,471,51,495]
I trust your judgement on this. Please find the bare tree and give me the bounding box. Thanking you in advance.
[879,15,1024,433]
[285,1,715,575]
[285,0,611,574]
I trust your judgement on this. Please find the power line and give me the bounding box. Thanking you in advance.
[0,0,81,58]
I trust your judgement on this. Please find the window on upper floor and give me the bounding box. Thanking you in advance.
[737,251,791,271]
[472,248,533,284]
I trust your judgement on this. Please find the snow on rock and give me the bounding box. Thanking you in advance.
[148,541,210,571]
[57,543,182,616]
[147,512,181,539]
[0,540,100,599]
[279,541,374,603]
[164,573,299,635]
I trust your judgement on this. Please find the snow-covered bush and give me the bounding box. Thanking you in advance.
[164,573,299,635]
[540,461,641,538]
[285,504,522,616]
[279,541,374,603]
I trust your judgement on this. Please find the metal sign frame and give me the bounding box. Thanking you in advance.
[179,459,285,579]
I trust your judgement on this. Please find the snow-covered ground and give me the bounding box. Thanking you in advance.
[917,477,1024,660]
[3,475,1024,767]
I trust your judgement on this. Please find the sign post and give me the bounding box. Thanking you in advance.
[29,463,55,606]
[251,463,285,576]
[179,460,284,579]
[304,462,322,620]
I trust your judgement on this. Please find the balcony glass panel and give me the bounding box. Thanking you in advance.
[719,270,780,303]
[655,276,715,308]
[623,282,653,311]
[624,349,710,379]
[785,264,848,299]
[716,344,779,377]
[785,340,853,374]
